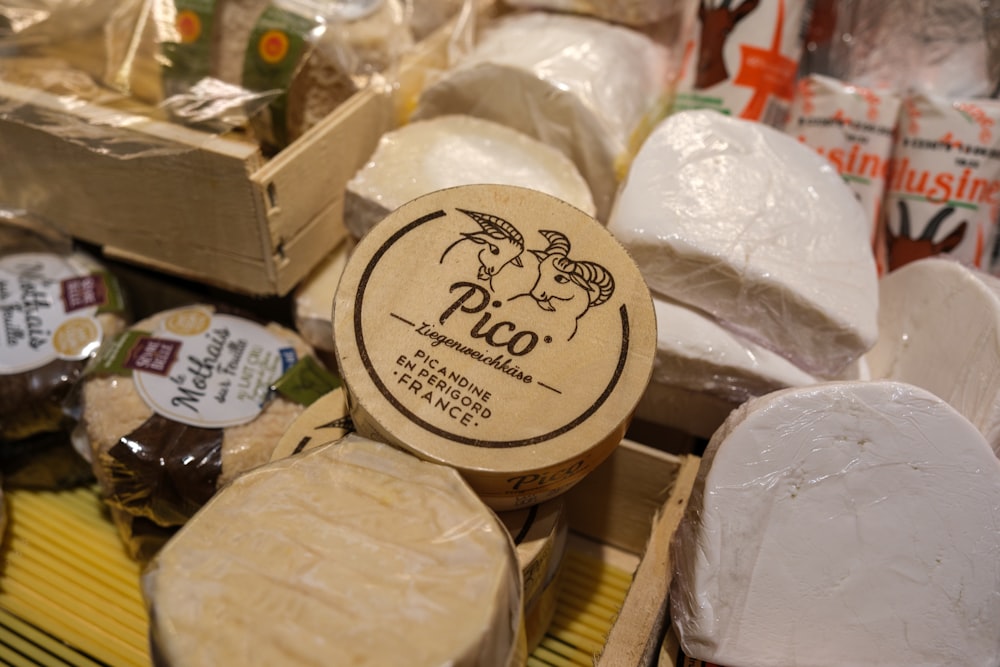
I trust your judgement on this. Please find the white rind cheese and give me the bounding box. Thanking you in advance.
[635,295,820,438]
[144,435,523,667]
[609,109,878,378]
[345,115,596,239]
[670,380,1000,667]
[413,11,669,220]
[293,237,355,354]
[866,257,1000,456]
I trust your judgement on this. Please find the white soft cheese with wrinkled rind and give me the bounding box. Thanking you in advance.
[866,257,1000,456]
[144,435,522,667]
[635,295,819,438]
[670,380,1000,667]
[344,115,596,239]
[608,109,878,378]
[412,12,669,220]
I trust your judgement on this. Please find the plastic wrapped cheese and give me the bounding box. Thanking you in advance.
[412,11,670,220]
[635,295,819,438]
[866,257,1000,456]
[143,434,524,667]
[670,380,1000,667]
[344,115,596,239]
[74,304,336,528]
[0,219,128,445]
[608,109,878,379]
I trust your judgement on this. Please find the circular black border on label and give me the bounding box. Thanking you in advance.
[354,209,630,449]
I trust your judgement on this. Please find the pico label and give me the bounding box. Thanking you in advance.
[0,253,108,373]
[132,307,297,428]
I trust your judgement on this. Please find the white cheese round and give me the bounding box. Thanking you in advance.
[345,115,596,240]
[866,257,1000,455]
[412,11,670,220]
[635,295,820,438]
[670,380,1000,667]
[332,184,656,510]
[145,434,524,667]
[609,109,878,378]
[293,237,354,355]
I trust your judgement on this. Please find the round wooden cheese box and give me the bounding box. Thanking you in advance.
[332,184,656,510]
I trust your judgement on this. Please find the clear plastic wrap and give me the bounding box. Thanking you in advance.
[72,303,339,531]
[866,257,1000,456]
[343,114,596,239]
[142,434,524,667]
[786,74,902,276]
[0,0,447,154]
[821,0,1000,100]
[669,380,1000,666]
[607,109,879,379]
[412,10,673,221]
[0,211,129,446]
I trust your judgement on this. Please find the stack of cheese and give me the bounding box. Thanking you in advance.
[608,109,879,439]
[412,10,671,220]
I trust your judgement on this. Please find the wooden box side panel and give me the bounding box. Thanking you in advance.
[0,86,276,291]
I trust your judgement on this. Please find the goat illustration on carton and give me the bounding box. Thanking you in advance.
[887,200,967,271]
[441,209,615,341]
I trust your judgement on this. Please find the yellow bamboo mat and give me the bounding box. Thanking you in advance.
[0,486,149,667]
[0,487,633,667]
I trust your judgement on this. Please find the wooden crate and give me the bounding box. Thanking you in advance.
[0,17,472,297]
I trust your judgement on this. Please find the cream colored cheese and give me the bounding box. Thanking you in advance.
[145,435,523,667]
[345,115,596,239]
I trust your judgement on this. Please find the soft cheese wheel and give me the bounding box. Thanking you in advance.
[144,434,523,667]
[412,11,670,220]
[609,109,878,378]
[866,257,1000,455]
[344,115,596,239]
[635,296,819,438]
[333,184,656,510]
[670,380,1000,667]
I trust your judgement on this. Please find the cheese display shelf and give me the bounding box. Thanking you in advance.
[0,440,698,667]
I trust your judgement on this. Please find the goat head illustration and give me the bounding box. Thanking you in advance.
[887,200,967,271]
[696,0,761,89]
[439,208,525,288]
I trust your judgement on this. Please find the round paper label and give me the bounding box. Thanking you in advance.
[132,308,298,428]
[0,253,105,373]
[335,185,656,471]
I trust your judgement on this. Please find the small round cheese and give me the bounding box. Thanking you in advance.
[609,109,878,379]
[344,115,596,240]
[332,184,656,510]
[670,380,1000,667]
[866,257,1000,455]
[145,434,523,667]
